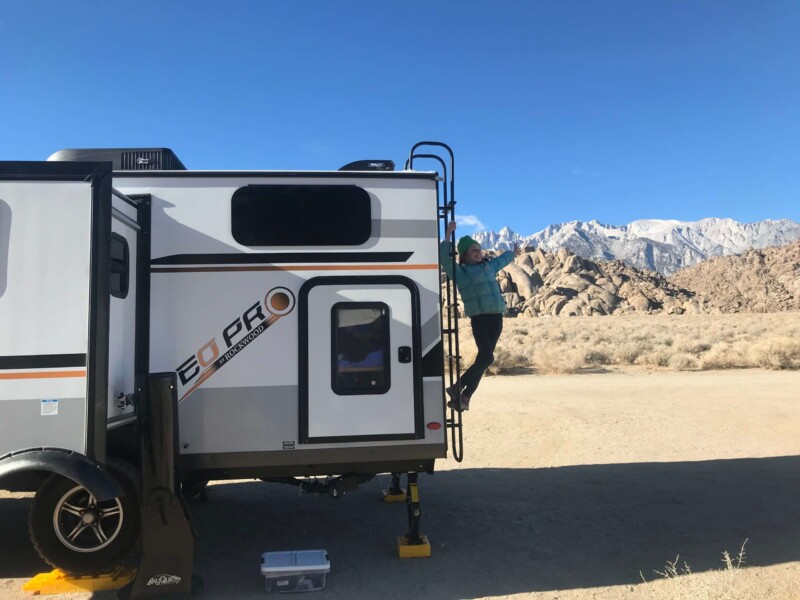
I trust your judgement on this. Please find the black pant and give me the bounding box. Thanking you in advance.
[460,313,503,398]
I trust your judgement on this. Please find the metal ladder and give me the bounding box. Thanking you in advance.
[406,142,464,462]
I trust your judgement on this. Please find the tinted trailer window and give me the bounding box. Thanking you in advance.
[231,184,371,246]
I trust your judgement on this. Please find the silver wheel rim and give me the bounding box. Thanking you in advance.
[52,484,124,553]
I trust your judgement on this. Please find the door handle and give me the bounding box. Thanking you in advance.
[398,346,412,363]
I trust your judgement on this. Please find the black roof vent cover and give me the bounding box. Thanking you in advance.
[339,160,394,172]
[48,148,187,171]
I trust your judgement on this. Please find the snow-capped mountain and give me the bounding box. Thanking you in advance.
[472,218,800,275]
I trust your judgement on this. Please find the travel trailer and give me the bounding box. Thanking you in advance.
[0,142,464,575]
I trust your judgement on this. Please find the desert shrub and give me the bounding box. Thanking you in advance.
[750,337,800,370]
[669,353,698,370]
[454,311,800,375]
[615,343,643,365]
[636,351,672,368]
[677,341,713,355]
[487,346,530,374]
[533,348,584,374]
[585,348,613,365]
[698,345,749,370]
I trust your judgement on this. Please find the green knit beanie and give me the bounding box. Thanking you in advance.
[457,235,479,255]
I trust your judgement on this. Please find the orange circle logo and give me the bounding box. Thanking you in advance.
[264,287,295,316]
[270,292,290,312]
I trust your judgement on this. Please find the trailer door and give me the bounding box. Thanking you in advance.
[106,191,142,426]
[300,277,423,444]
[0,162,113,460]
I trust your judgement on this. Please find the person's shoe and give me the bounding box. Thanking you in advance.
[446,394,470,412]
[445,384,461,402]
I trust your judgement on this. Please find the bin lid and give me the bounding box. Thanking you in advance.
[261,550,330,573]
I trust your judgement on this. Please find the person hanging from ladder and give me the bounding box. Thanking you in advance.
[440,221,521,412]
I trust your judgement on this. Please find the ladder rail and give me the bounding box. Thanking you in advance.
[407,141,455,204]
[407,143,464,462]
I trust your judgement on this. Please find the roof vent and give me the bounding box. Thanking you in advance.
[48,148,186,171]
[339,160,394,172]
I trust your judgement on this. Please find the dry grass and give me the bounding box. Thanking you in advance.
[453,311,800,375]
[636,540,791,600]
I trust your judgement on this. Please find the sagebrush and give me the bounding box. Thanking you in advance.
[452,311,800,375]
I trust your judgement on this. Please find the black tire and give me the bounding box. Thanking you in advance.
[181,479,209,502]
[29,458,141,575]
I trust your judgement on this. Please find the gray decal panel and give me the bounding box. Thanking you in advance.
[178,386,299,454]
[0,398,86,455]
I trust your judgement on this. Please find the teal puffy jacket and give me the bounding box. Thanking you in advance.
[439,241,515,317]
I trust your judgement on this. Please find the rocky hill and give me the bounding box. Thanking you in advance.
[445,239,800,318]
[447,247,708,317]
[668,240,800,313]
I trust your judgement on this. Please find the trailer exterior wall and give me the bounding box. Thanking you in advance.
[114,172,446,475]
[0,180,94,455]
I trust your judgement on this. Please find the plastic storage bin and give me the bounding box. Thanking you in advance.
[261,550,330,593]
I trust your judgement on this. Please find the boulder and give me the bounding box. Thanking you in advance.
[503,292,521,308]
[561,254,584,274]
[504,264,539,300]
[498,272,513,294]
[628,293,653,313]
[554,272,591,293]
[543,295,568,316]
[516,254,534,269]
[560,297,587,316]
[532,248,548,265]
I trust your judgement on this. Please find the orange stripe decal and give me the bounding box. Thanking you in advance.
[0,370,87,380]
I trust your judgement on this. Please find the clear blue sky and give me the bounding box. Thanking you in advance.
[2,1,798,234]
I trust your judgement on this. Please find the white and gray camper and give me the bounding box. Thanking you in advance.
[0,143,464,577]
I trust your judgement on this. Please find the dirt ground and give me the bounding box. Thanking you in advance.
[2,368,800,599]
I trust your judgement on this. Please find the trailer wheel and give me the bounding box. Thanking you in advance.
[28,459,140,575]
[181,478,209,502]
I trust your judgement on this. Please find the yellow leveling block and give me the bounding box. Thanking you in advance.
[22,567,136,595]
[382,489,407,503]
[397,535,431,558]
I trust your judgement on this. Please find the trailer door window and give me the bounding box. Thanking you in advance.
[110,233,129,299]
[332,303,390,395]
[231,184,371,246]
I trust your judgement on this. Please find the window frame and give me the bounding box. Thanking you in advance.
[109,232,129,299]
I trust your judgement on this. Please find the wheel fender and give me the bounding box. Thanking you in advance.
[0,448,123,501]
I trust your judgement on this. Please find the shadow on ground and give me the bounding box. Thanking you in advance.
[1,456,799,599]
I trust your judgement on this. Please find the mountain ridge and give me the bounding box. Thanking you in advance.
[472,217,800,275]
